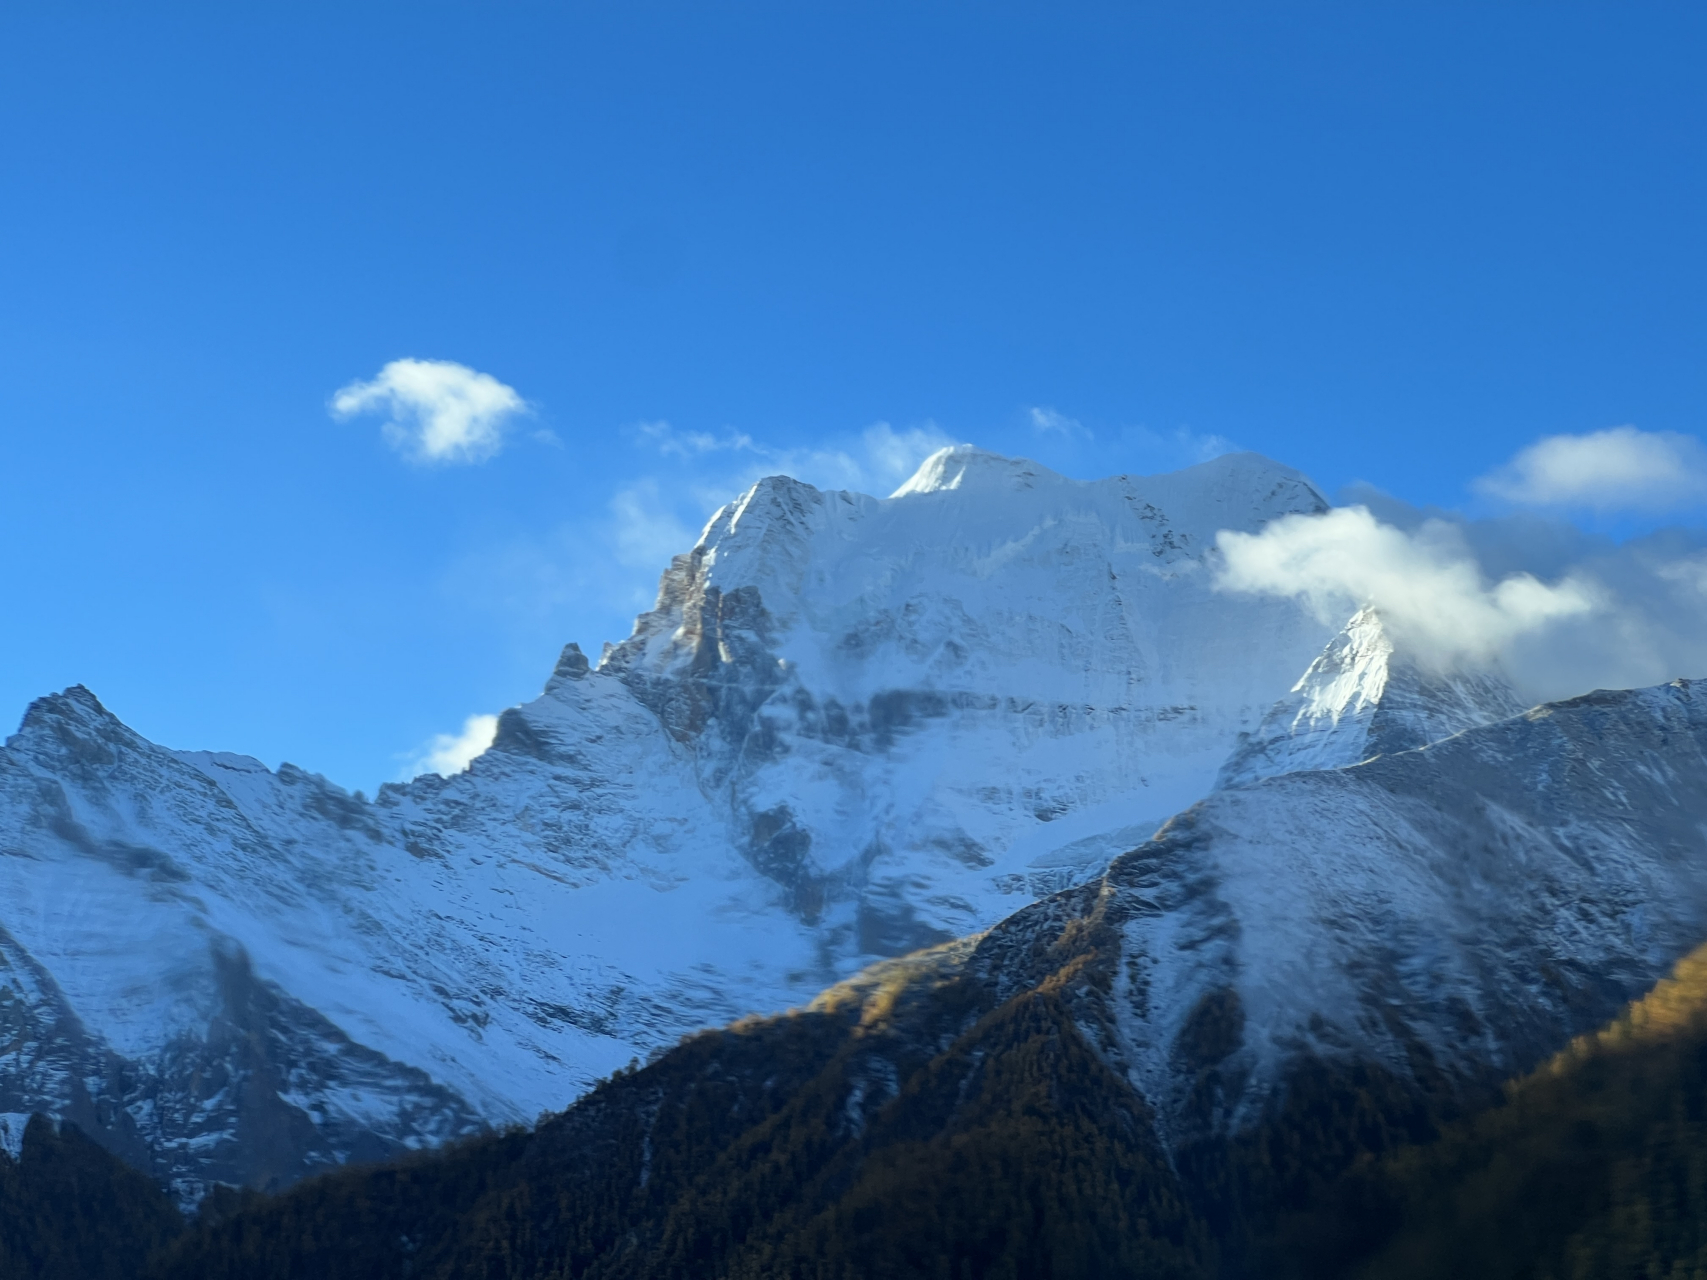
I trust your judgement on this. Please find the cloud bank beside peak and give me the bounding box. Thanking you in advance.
[1217,507,1600,669]
[1475,426,1707,513]
[333,359,528,465]
[1216,501,1707,705]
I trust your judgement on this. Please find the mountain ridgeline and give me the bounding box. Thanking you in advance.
[8,447,1707,1275]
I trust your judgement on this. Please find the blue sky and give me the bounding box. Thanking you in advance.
[1,4,1703,791]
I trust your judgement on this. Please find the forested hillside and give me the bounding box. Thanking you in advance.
[0,1116,182,1280]
[1342,942,1707,1279]
[16,938,1707,1278]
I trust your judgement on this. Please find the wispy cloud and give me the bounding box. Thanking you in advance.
[332,359,529,465]
[631,419,957,500]
[608,478,699,573]
[632,421,757,459]
[403,713,499,779]
[1129,424,1240,467]
[1029,406,1089,439]
[1027,406,1239,473]
[1475,426,1707,513]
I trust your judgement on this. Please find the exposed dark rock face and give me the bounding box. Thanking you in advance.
[0,914,482,1204]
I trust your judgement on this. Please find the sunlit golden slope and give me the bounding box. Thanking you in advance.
[1352,938,1707,1280]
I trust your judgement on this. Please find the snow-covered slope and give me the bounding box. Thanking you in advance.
[0,447,1340,1196]
[955,677,1707,1148]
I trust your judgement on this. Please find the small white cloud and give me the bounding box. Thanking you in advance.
[1475,426,1707,512]
[1216,506,1600,671]
[332,359,528,465]
[408,713,499,779]
[1030,406,1089,439]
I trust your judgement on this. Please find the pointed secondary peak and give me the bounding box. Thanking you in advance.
[691,472,845,584]
[6,686,144,771]
[1218,607,1524,788]
[543,642,592,694]
[555,642,590,679]
[734,472,824,504]
[686,472,850,563]
[53,684,112,715]
[11,685,123,738]
[721,471,832,527]
[890,445,1065,498]
[1294,606,1396,718]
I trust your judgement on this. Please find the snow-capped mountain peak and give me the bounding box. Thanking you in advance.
[889,444,1061,497]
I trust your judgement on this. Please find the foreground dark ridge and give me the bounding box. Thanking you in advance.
[5,925,1440,1280]
[17,933,1707,1278]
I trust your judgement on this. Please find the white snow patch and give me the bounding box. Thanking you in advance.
[0,1114,34,1160]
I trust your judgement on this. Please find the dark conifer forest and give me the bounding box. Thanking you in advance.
[0,1116,183,1280]
[14,939,1707,1278]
